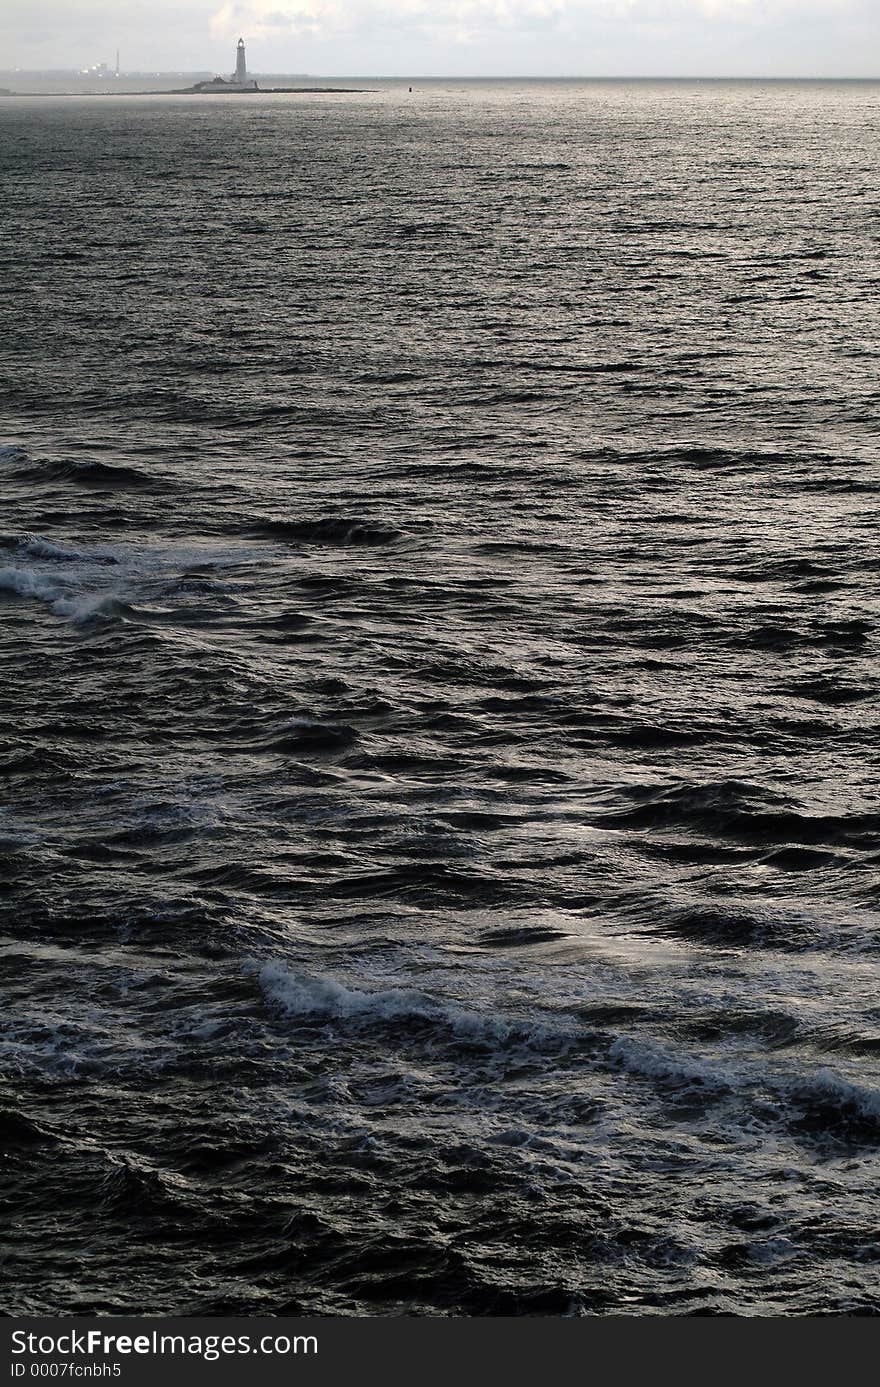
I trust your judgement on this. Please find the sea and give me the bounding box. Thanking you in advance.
[1,80,879,1316]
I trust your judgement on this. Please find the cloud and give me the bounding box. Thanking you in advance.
[1,0,876,73]
[209,0,583,49]
[202,0,880,65]
[208,0,869,38]
[210,1,344,39]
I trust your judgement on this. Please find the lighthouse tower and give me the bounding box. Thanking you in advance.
[234,38,248,84]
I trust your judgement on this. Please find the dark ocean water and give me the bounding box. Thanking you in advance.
[1,80,879,1316]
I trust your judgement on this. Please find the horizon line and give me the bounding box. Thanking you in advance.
[3,71,880,82]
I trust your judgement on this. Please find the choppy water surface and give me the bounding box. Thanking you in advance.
[1,81,879,1315]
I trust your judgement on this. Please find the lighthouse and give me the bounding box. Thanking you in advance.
[235,38,248,84]
[192,35,258,90]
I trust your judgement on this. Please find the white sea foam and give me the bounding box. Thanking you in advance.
[788,1067,880,1121]
[256,960,523,1045]
[1,537,256,625]
[0,565,63,602]
[0,564,123,624]
[608,1035,733,1091]
[608,1034,880,1134]
[21,537,89,562]
[51,592,125,623]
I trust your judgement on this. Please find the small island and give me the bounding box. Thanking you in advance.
[174,39,367,95]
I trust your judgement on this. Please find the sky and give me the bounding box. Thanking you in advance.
[1,0,878,76]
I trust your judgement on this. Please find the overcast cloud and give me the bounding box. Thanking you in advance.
[1,0,877,75]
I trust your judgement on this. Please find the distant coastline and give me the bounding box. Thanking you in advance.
[1,74,877,99]
[170,85,371,94]
[0,84,372,97]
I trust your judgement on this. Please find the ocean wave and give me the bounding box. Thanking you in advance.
[20,536,119,564]
[246,517,405,547]
[596,779,880,847]
[255,961,566,1052]
[0,444,29,464]
[783,1070,880,1142]
[267,720,359,753]
[0,565,62,603]
[0,565,125,624]
[608,1035,733,1095]
[12,455,171,492]
[0,538,256,626]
